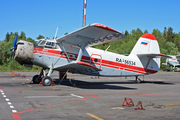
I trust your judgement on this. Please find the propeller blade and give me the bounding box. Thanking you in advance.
[15,32,18,46]
[12,36,16,48]
[9,31,18,66]
[13,32,18,48]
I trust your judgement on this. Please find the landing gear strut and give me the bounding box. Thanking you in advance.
[135,76,141,83]
[32,68,53,86]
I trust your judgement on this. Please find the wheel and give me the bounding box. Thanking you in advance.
[41,76,52,86]
[135,77,141,83]
[32,75,41,84]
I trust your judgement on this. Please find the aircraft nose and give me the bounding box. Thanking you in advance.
[14,40,34,65]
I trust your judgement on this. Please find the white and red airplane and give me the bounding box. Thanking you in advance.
[162,55,180,71]
[11,23,170,86]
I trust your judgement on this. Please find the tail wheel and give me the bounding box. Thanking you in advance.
[135,77,141,83]
[32,75,41,84]
[41,76,52,86]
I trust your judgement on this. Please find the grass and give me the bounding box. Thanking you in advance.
[0,65,42,72]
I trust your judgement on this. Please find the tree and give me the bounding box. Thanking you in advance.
[19,31,26,40]
[125,30,129,36]
[26,37,35,43]
[163,27,167,39]
[5,32,10,42]
[166,27,174,42]
[173,33,180,51]
[144,29,148,34]
[152,29,166,53]
[36,35,45,39]
[131,28,143,40]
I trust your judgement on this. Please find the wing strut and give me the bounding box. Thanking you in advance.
[60,43,71,63]
[76,40,86,62]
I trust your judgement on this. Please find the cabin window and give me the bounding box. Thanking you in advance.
[66,53,69,57]
[60,52,64,56]
[72,54,76,58]
[46,41,51,46]
[94,58,98,62]
[45,41,55,48]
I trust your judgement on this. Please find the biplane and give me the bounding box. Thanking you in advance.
[10,23,170,86]
[162,55,180,71]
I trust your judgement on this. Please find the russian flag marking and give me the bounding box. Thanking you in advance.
[141,42,148,45]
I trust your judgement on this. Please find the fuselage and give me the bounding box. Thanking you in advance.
[14,38,160,77]
[32,42,158,77]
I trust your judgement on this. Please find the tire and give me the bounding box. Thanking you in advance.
[41,76,52,86]
[32,75,41,84]
[135,78,141,83]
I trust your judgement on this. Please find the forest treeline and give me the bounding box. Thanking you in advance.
[0,27,179,71]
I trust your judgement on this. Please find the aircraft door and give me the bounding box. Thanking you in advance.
[90,54,102,69]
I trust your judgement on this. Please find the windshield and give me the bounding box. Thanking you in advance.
[39,40,46,46]
[36,39,56,49]
[36,40,42,44]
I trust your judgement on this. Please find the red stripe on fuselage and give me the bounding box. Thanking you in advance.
[33,47,157,75]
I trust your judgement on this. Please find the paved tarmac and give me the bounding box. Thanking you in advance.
[0,71,180,120]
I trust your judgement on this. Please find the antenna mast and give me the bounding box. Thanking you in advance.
[54,27,60,40]
[83,0,87,27]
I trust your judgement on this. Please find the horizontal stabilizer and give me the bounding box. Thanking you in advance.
[54,61,101,73]
[137,53,172,58]
[175,65,180,67]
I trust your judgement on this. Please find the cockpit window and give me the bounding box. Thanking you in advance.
[36,40,42,44]
[45,41,55,48]
[46,41,51,46]
[39,40,46,46]
[36,39,57,49]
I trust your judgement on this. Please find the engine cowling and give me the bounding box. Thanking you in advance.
[14,40,34,65]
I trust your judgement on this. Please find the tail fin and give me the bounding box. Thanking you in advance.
[130,33,161,74]
[130,33,160,55]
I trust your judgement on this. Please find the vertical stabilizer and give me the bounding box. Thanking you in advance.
[130,33,160,55]
[130,33,161,73]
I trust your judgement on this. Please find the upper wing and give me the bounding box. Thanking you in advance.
[56,23,126,47]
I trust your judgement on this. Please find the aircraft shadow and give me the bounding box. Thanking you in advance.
[127,80,175,85]
[54,79,136,90]
[53,78,174,90]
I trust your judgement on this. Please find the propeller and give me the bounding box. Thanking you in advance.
[9,32,18,64]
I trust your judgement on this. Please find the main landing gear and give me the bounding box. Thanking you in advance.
[41,76,52,86]
[135,76,141,83]
[32,68,53,86]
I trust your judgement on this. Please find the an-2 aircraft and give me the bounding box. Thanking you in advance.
[162,55,180,71]
[10,23,170,86]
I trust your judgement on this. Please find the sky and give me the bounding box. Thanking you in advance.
[0,0,180,41]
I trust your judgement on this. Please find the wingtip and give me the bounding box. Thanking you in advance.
[91,23,120,33]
